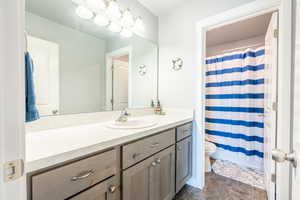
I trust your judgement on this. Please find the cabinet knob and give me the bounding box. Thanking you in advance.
[156,158,161,164]
[151,161,157,167]
[52,109,59,115]
[109,185,117,193]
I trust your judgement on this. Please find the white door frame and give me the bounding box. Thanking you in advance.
[105,46,132,110]
[0,0,27,200]
[195,0,293,199]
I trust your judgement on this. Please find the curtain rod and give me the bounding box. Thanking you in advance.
[221,42,264,53]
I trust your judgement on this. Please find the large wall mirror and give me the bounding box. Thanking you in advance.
[25,0,158,116]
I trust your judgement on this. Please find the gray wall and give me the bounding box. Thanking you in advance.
[26,12,107,114]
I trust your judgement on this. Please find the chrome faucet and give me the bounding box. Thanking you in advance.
[116,108,130,122]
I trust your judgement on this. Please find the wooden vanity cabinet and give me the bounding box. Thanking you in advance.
[176,136,192,193]
[175,122,193,193]
[123,146,175,200]
[122,152,155,200]
[154,145,176,200]
[28,122,193,200]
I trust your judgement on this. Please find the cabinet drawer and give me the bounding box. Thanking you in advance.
[32,149,117,200]
[122,129,175,169]
[176,122,192,141]
[70,176,120,200]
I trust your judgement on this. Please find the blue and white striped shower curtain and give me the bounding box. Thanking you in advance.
[205,47,265,170]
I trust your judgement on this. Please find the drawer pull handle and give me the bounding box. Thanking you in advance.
[151,161,157,166]
[150,142,160,148]
[177,146,182,151]
[71,169,95,181]
[132,153,141,159]
[109,185,117,193]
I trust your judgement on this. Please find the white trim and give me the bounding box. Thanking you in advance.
[105,46,132,110]
[195,2,292,200]
[0,0,27,199]
[276,1,293,200]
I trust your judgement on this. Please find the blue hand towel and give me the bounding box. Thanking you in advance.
[25,52,40,122]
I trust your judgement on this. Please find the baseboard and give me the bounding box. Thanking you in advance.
[186,177,204,189]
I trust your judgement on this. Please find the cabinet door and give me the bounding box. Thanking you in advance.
[70,176,119,200]
[176,136,192,193]
[123,156,156,200]
[154,145,175,200]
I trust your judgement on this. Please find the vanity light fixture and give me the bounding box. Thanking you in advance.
[108,22,122,32]
[86,0,106,12]
[72,0,145,37]
[120,28,133,38]
[106,0,121,19]
[121,9,134,27]
[94,13,109,26]
[75,5,93,19]
[133,17,145,33]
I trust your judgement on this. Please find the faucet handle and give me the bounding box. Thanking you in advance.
[123,108,130,116]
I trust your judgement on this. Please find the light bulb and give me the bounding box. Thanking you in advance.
[72,0,84,5]
[75,5,93,19]
[106,0,121,19]
[133,17,144,32]
[121,9,134,27]
[120,28,133,38]
[108,22,121,32]
[94,14,109,26]
[86,0,106,11]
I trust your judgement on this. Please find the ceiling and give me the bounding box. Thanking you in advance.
[137,0,186,16]
[206,13,273,46]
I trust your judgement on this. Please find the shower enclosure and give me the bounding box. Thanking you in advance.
[205,47,265,170]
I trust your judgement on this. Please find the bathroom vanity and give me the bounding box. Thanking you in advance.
[26,111,193,200]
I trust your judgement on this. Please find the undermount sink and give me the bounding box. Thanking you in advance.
[106,116,158,129]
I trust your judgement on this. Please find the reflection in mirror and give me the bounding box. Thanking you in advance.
[25,0,158,116]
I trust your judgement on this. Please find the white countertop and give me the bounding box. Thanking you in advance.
[26,109,193,173]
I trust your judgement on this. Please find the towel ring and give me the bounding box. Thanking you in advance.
[138,64,147,76]
[172,58,183,71]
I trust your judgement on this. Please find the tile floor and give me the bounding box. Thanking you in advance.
[175,172,267,200]
[212,159,265,189]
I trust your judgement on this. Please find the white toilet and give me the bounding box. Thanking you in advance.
[205,140,217,172]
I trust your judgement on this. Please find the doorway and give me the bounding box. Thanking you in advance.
[112,55,129,110]
[203,11,278,200]
[105,46,132,111]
